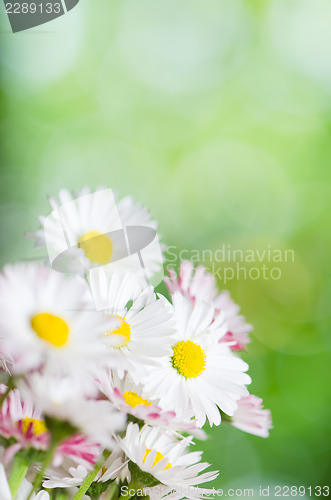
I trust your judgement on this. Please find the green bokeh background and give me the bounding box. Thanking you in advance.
[1,0,331,495]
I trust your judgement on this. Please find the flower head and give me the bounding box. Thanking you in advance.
[0,263,117,376]
[97,370,196,431]
[26,187,160,280]
[0,384,48,463]
[144,292,251,426]
[18,372,126,448]
[119,423,218,495]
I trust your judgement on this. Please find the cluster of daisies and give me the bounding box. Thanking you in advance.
[0,188,272,500]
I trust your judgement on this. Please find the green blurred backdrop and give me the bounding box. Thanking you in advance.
[1,0,331,495]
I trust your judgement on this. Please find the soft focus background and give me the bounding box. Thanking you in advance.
[1,0,331,494]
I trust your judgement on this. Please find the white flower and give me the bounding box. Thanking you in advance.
[43,447,127,489]
[97,370,196,432]
[89,268,175,380]
[118,423,218,496]
[0,263,116,376]
[165,261,252,350]
[0,463,49,500]
[18,372,126,448]
[43,458,91,489]
[26,188,162,281]
[230,395,272,438]
[144,292,251,426]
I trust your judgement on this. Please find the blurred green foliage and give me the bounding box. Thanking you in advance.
[1,0,330,493]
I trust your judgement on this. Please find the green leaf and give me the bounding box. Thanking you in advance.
[128,461,160,488]
[87,478,118,497]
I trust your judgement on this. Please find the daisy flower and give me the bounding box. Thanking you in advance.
[43,446,127,489]
[88,268,175,380]
[42,458,91,489]
[97,370,196,432]
[165,260,252,350]
[0,263,117,375]
[144,292,251,426]
[18,371,126,448]
[230,395,272,438]
[26,187,162,280]
[0,384,48,464]
[0,463,49,500]
[0,383,103,471]
[118,423,218,496]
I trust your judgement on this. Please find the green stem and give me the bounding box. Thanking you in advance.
[26,439,58,500]
[72,449,111,500]
[8,453,29,497]
[118,491,135,500]
[51,492,67,500]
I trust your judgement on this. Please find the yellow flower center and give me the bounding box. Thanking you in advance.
[20,417,47,436]
[78,231,113,264]
[143,448,171,470]
[106,316,131,348]
[171,340,206,378]
[123,391,152,409]
[31,313,69,347]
